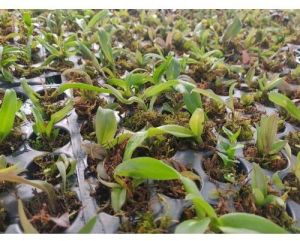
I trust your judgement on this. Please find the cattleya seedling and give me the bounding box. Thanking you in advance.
[251,163,285,207]
[75,10,109,36]
[240,93,255,107]
[108,72,152,98]
[254,74,283,103]
[36,32,77,69]
[50,80,146,110]
[123,108,205,161]
[0,89,22,143]
[0,155,57,208]
[31,100,73,140]
[21,78,73,119]
[83,106,131,156]
[113,156,288,234]
[268,91,300,122]
[192,87,226,113]
[77,28,118,78]
[0,45,25,82]
[21,79,56,117]
[256,114,290,157]
[95,108,205,212]
[217,127,244,182]
[43,154,77,192]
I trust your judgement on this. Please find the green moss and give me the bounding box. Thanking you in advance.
[223,119,253,141]
[286,131,300,155]
[122,211,171,233]
[163,111,190,127]
[123,110,165,131]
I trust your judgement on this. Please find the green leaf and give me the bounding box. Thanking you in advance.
[175,218,210,234]
[21,79,43,113]
[180,176,200,196]
[78,216,97,234]
[18,199,39,234]
[155,125,194,138]
[269,140,287,155]
[272,172,285,190]
[32,106,46,136]
[251,163,268,198]
[36,37,60,56]
[23,11,32,28]
[178,82,202,114]
[111,187,126,212]
[0,167,57,209]
[46,100,73,137]
[143,80,179,98]
[152,56,173,83]
[268,91,300,121]
[123,131,148,161]
[55,160,67,192]
[291,66,300,79]
[97,28,114,66]
[77,42,102,72]
[54,82,111,96]
[245,66,255,87]
[256,114,279,155]
[222,17,242,42]
[114,157,181,180]
[192,88,225,108]
[103,84,146,109]
[228,82,237,112]
[166,58,180,80]
[0,89,19,142]
[252,188,265,206]
[95,107,117,146]
[265,78,283,92]
[217,213,288,234]
[186,193,217,219]
[189,108,205,143]
[86,10,109,31]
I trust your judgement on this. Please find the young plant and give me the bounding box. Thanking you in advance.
[108,72,152,98]
[0,89,22,143]
[256,114,289,157]
[221,17,242,43]
[31,100,73,140]
[268,91,300,122]
[192,87,226,112]
[251,163,285,207]
[97,28,115,70]
[43,154,77,192]
[217,127,244,182]
[255,74,283,102]
[113,156,288,234]
[123,108,205,160]
[36,33,77,69]
[75,10,109,36]
[0,45,25,82]
[0,155,57,207]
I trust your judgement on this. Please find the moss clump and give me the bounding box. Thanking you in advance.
[121,211,171,233]
[123,109,190,132]
[123,110,165,131]
[163,111,190,127]
[234,185,295,231]
[286,131,300,155]
[223,118,253,141]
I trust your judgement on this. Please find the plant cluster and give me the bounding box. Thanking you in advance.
[0,9,300,234]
